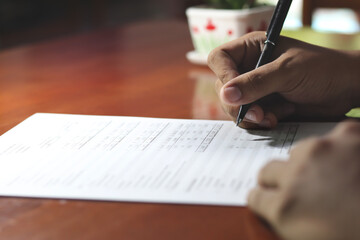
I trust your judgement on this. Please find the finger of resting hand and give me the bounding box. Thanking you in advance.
[329,120,360,139]
[258,160,286,188]
[289,137,326,162]
[248,187,279,222]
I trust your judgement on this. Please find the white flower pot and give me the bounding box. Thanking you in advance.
[186,5,275,64]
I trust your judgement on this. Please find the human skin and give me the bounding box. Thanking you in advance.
[207,32,360,239]
[247,121,360,240]
[207,31,360,129]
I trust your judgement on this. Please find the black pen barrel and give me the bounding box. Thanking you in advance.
[255,42,276,68]
[267,0,292,42]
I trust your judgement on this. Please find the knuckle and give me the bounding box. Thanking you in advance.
[291,137,332,162]
[207,49,233,84]
[218,69,231,83]
[246,31,266,41]
[246,72,261,88]
[275,55,292,71]
[272,56,298,92]
[207,47,223,69]
[207,48,218,67]
[336,121,360,136]
[307,137,333,159]
[243,73,261,99]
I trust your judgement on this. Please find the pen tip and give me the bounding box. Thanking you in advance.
[236,118,242,127]
[236,105,244,127]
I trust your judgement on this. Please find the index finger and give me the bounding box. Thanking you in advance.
[207,31,266,84]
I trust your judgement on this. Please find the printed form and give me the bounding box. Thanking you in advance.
[0,113,335,206]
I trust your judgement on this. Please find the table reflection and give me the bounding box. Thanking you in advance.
[189,69,229,121]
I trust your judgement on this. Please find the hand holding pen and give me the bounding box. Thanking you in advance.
[236,0,292,126]
[207,2,358,128]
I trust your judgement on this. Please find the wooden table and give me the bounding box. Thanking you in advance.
[0,20,279,240]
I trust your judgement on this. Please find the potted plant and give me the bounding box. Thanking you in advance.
[186,0,275,64]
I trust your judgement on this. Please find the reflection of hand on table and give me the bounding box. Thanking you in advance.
[190,70,229,120]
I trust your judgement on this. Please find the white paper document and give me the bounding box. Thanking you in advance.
[0,113,335,206]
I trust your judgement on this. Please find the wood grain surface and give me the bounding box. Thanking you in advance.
[0,20,279,240]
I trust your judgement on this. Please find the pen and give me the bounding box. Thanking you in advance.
[235,0,293,126]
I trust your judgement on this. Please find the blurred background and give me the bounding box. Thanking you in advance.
[0,0,200,49]
[1,0,360,49]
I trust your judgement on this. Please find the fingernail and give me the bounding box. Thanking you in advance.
[259,119,271,128]
[244,110,257,122]
[223,86,242,103]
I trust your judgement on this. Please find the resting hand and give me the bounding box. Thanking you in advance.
[248,121,360,240]
[207,32,360,128]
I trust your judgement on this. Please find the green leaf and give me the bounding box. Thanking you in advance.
[207,0,256,9]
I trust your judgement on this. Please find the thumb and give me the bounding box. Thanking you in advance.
[220,59,289,106]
